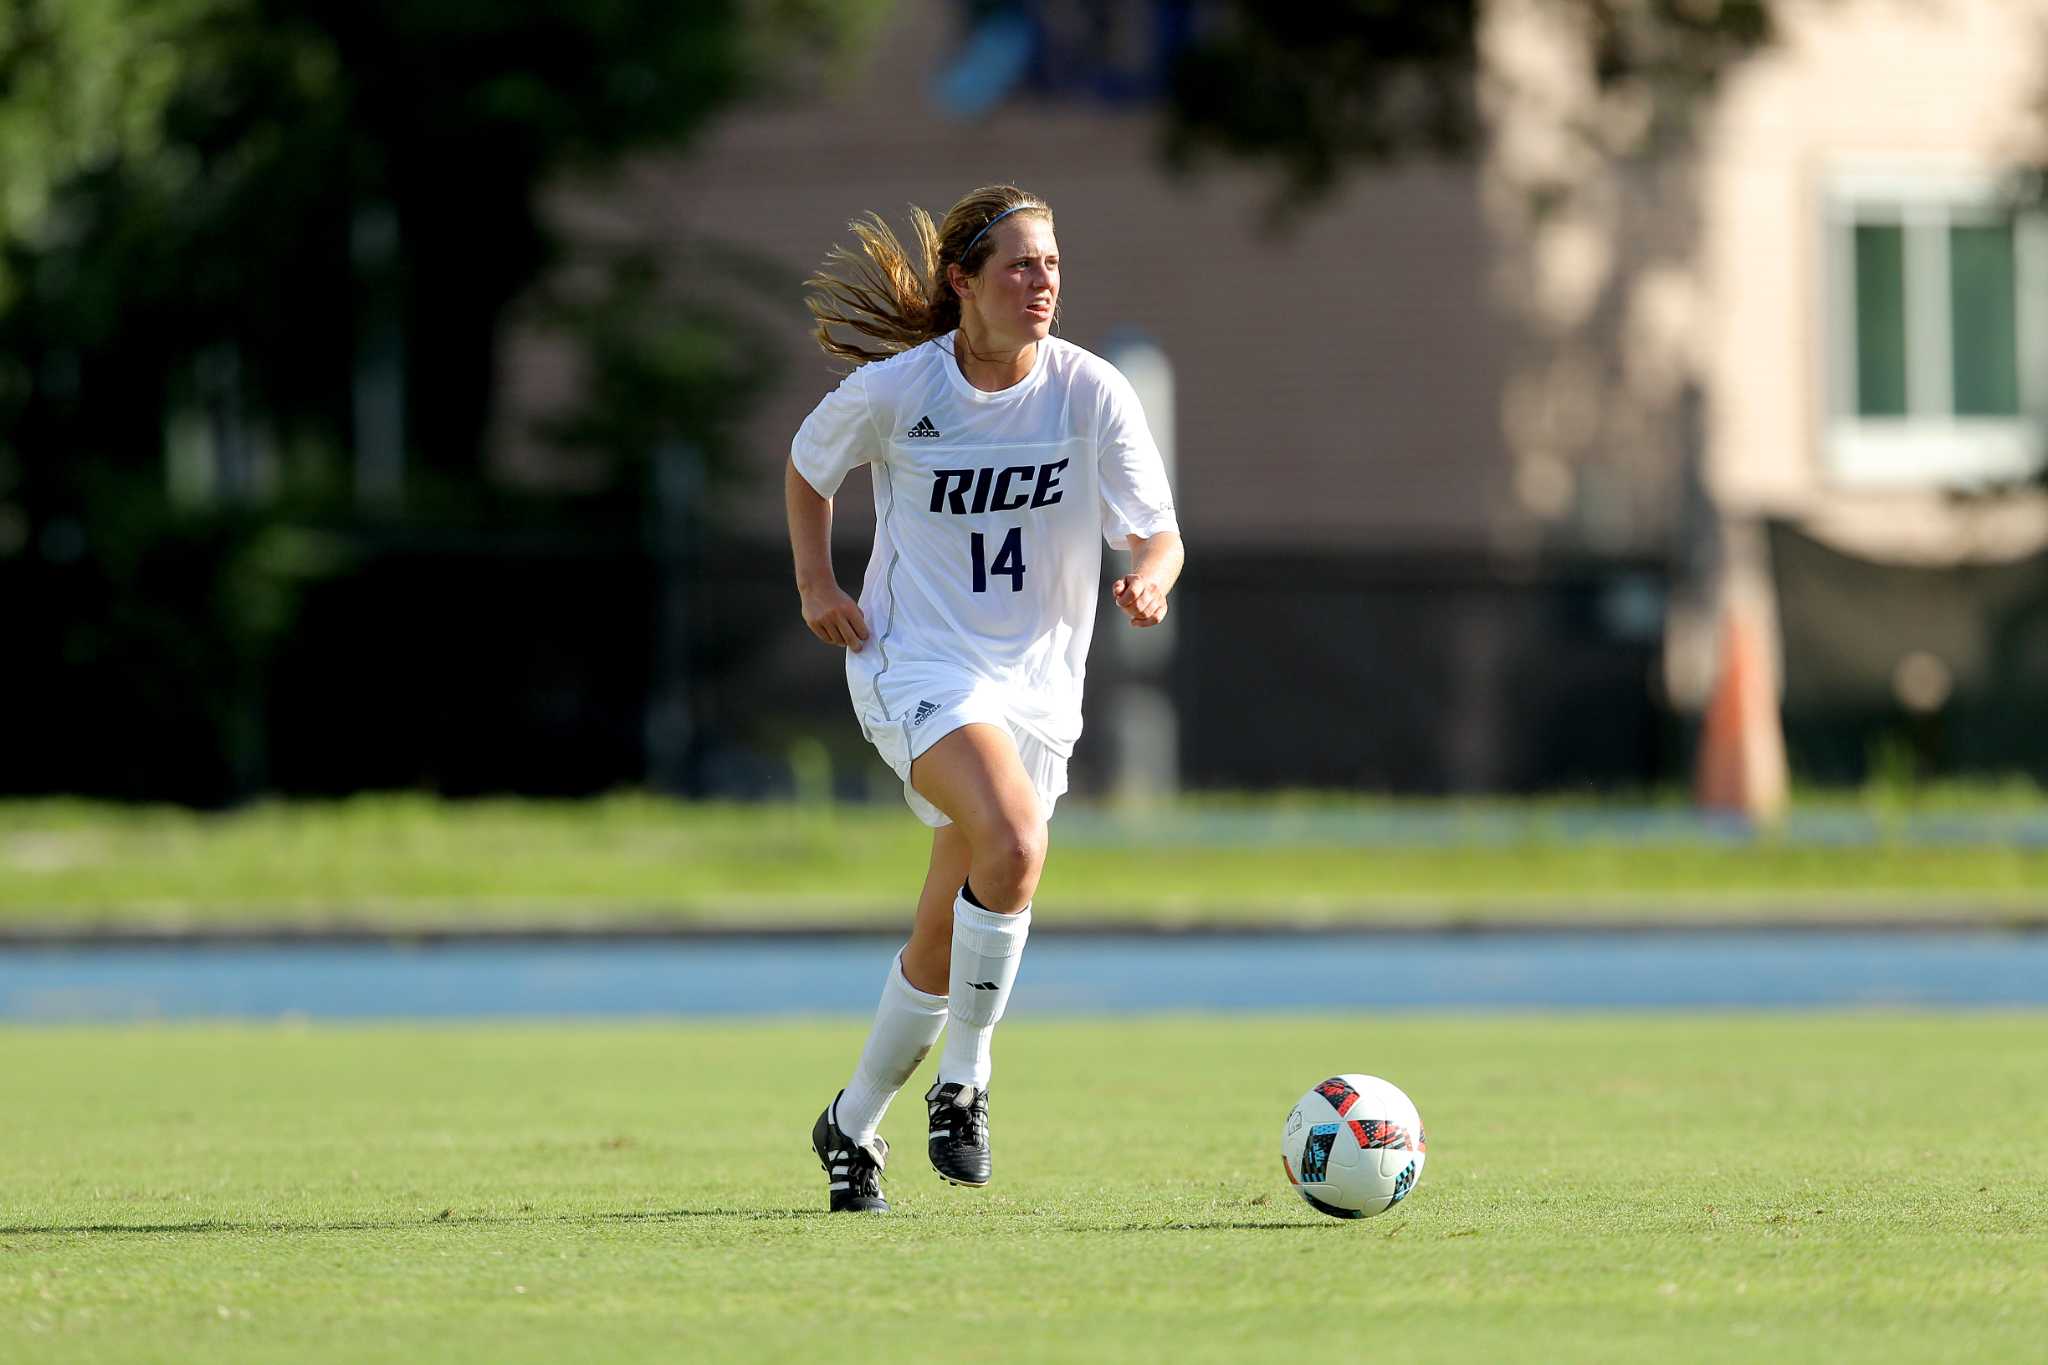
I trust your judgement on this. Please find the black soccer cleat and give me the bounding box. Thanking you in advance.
[925,1081,991,1187]
[812,1092,890,1213]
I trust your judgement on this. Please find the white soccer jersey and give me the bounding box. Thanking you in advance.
[791,332,1179,755]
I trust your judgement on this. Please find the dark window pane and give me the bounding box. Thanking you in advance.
[1854,224,1908,416]
[1951,222,2019,416]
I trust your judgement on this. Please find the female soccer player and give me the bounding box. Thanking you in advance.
[788,184,1183,1212]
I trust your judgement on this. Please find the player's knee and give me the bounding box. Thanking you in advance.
[976,818,1046,908]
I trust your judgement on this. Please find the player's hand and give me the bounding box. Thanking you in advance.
[1111,574,1168,628]
[799,582,870,652]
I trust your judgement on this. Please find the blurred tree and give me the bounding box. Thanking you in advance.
[0,0,885,506]
[529,239,787,497]
[1161,0,1775,206]
[0,0,885,803]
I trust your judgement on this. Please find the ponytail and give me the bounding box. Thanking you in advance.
[804,208,954,366]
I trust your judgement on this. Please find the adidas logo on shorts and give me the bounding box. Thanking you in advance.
[913,700,940,727]
[907,415,941,438]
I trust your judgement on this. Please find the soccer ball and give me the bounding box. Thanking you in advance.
[1280,1074,1426,1219]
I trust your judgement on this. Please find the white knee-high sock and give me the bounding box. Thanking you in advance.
[835,950,949,1145]
[936,890,1031,1089]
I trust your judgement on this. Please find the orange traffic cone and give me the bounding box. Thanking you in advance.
[1694,606,1789,822]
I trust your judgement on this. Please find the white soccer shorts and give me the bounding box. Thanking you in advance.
[850,672,1068,828]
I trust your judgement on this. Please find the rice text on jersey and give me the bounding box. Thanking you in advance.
[929,460,1068,515]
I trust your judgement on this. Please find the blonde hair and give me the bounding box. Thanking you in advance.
[805,184,1055,366]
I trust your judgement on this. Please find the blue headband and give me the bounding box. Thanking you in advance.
[962,204,1032,258]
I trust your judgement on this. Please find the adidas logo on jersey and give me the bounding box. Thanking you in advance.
[913,700,940,727]
[907,415,942,438]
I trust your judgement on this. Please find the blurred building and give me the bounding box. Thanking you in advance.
[473,0,2046,798]
[1687,0,2048,782]
[487,0,2048,798]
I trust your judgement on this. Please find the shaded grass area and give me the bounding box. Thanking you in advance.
[3,793,2047,931]
[2,1016,2043,1362]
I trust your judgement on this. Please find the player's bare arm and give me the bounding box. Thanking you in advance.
[785,457,869,653]
[1112,530,1184,628]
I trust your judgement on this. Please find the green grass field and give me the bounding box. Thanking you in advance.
[5,793,2048,930]
[4,1015,2042,1362]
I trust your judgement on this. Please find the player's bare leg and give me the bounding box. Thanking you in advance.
[901,824,972,993]
[907,722,1043,1185]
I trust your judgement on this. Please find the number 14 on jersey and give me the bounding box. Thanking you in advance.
[970,528,1026,592]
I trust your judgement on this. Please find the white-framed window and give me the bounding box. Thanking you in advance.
[1823,167,2048,487]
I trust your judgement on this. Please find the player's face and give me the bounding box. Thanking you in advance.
[964,216,1059,347]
